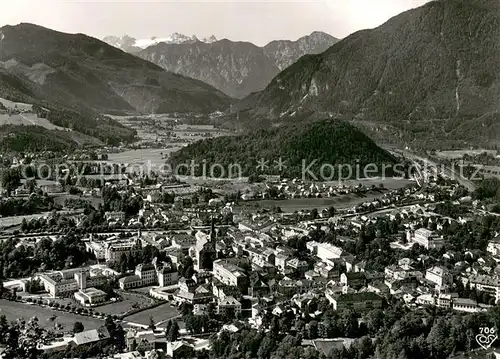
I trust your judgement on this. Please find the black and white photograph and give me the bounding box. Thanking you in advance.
[0,0,499,358]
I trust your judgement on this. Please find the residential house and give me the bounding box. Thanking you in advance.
[217,296,242,317]
[72,327,110,347]
[412,228,444,249]
[425,266,453,290]
[329,292,383,311]
[340,272,366,290]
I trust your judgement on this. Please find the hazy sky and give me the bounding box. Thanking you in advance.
[1,0,432,45]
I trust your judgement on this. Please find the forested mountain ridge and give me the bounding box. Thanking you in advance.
[137,32,338,98]
[0,23,231,114]
[169,119,396,178]
[0,23,232,149]
[232,0,500,149]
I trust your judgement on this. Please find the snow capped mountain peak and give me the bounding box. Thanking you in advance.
[203,35,218,43]
[103,33,219,52]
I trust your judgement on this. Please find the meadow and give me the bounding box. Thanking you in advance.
[0,299,104,330]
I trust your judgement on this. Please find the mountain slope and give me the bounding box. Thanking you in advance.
[236,0,500,149]
[0,23,231,114]
[263,31,339,70]
[137,32,338,98]
[103,33,218,53]
[169,119,396,178]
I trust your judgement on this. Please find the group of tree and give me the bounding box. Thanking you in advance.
[474,177,500,201]
[169,119,396,179]
[21,210,78,233]
[1,167,22,195]
[208,302,500,359]
[0,234,95,279]
[102,186,143,216]
[0,194,59,217]
[112,244,171,274]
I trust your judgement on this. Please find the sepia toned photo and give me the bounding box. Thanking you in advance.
[0,0,499,358]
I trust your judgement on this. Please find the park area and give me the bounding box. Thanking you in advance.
[123,302,179,328]
[0,299,104,331]
[237,177,414,213]
[435,149,497,160]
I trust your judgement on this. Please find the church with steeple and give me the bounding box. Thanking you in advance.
[190,218,217,271]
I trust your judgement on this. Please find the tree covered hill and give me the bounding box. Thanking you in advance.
[169,119,396,179]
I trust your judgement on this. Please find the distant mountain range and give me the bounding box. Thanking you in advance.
[104,31,338,98]
[169,118,396,178]
[102,33,218,53]
[230,0,500,150]
[0,23,231,149]
[0,23,230,114]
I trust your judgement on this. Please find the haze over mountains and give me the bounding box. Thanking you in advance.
[105,31,338,98]
[232,0,500,149]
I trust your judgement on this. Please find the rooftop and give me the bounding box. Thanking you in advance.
[336,292,382,302]
[73,327,110,346]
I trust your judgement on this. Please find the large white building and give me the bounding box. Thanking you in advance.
[38,268,112,298]
[105,241,139,262]
[119,261,178,290]
[74,287,107,306]
[412,228,444,249]
[307,241,344,260]
[85,238,139,262]
[425,266,452,289]
[465,274,500,304]
[213,259,247,287]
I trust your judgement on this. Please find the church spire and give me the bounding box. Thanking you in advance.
[210,216,216,254]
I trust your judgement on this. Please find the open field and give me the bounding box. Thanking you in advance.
[323,177,413,190]
[97,292,153,316]
[97,300,138,316]
[0,113,69,131]
[0,98,103,146]
[436,149,497,159]
[236,178,413,212]
[123,302,179,327]
[0,210,84,229]
[0,213,48,228]
[0,97,33,111]
[186,176,413,198]
[51,194,103,209]
[0,299,104,330]
[108,115,235,166]
[241,192,383,212]
[107,148,182,167]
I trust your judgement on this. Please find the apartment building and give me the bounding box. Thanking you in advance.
[213,259,248,288]
[38,268,110,298]
[412,228,444,249]
[329,292,383,311]
[119,261,178,290]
